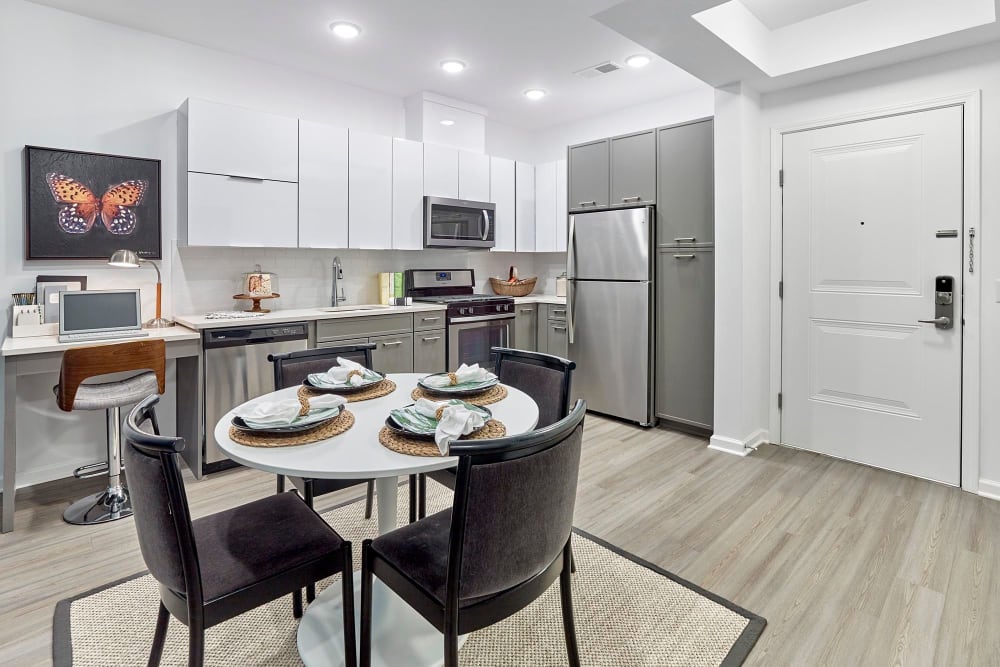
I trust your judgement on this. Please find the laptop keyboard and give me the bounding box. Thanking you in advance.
[59,330,149,343]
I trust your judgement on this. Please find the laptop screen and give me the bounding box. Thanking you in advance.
[59,290,141,335]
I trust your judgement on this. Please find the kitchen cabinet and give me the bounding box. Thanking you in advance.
[657,119,714,244]
[535,159,568,253]
[348,130,393,249]
[413,312,445,331]
[611,130,656,207]
[424,143,459,198]
[515,162,536,252]
[490,157,516,252]
[184,98,298,182]
[298,120,349,248]
[568,139,609,211]
[545,319,569,359]
[513,304,537,351]
[656,247,714,429]
[371,332,414,374]
[392,138,424,250]
[413,329,446,373]
[316,313,412,343]
[186,172,298,247]
[458,150,491,201]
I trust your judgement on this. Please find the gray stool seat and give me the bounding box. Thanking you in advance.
[63,372,160,411]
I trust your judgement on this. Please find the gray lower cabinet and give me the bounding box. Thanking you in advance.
[317,337,369,350]
[545,319,569,359]
[611,130,656,207]
[657,119,714,244]
[413,329,446,373]
[568,139,610,211]
[514,304,537,351]
[656,248,714,429]
[371,332,414,374]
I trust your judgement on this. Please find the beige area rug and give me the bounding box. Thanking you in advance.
[54,482,764,666]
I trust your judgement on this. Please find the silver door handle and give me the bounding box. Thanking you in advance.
[577,200,596,207]
[420,317,440,322]
[519,308,534,313]
[421,336,441,342]
[621,196,641,202]
[674,237,696,243]
[551,309,566,316]
[481,209,490,241]
[381,341,404,346]
[227,174,265,182]
[673,254,696,259]
[567,215,577,280]
[552,326,567,332]
[918,317,951,327]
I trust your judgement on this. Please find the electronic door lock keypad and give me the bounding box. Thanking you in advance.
[919,275,954,329]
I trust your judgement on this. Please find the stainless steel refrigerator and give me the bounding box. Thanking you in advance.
[567,206,654,426]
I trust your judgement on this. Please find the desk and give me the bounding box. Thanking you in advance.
[1,327,202,533]
[214,374,539,667]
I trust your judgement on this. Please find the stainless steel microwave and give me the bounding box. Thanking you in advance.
[424,196,496,249]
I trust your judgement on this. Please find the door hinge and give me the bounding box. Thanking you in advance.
[778,281,783,299]
[777,393,783,409]
[778,169,784,187]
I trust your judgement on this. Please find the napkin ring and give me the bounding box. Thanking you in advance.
[447,372,458,386]
[297,394,311,417]
[347,369,363,382]
[435,406,446,420]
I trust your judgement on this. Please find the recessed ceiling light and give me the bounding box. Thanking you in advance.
[440,119,455,126]
[625,54,651,68]
[440,60,466,74]
[523,89,547,101]
[329,22,361,39]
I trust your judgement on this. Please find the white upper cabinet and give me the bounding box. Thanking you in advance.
[458,150,491,202]
[186,172,298,247]
[515,162,536,252]
[423,143,458,198]
[348,130,393,249]
[298,120,348,248]
[185,98,298,182]
[490,157,516,252]
[392,138,425,250]
[534,159,567,252]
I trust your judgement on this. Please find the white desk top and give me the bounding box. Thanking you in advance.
[214,373,539,480]
[175,304,447,331]
[1,325,200,357]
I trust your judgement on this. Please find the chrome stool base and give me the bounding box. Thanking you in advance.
[63,486,132,525]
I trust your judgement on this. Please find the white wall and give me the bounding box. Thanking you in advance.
[722,40,1000,491]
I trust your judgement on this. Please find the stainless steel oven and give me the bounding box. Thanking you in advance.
[424,196,496,249]
[448,314,512,371]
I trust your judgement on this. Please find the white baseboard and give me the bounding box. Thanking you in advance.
[978,478,1000,501]
[708,429,769,457]
[17,458,97,489]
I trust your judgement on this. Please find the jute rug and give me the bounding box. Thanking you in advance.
[54,482,765,666]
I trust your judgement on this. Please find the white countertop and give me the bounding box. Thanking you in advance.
[174,303,447,331]
[1,325,200,357]
[513,294,566,305]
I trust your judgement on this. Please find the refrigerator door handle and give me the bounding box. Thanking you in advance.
[568,279,575,344]
[566,215,576,280]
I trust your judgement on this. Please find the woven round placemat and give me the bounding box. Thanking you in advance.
[228,409,355,448]
[410,383,508,406]
[298,378,397,403]
[378,419,507,457]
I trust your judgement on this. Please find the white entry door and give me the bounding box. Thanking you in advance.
[781,106,963,485]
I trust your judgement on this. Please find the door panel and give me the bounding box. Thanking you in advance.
[611,130,656,206]
[781,105,963,485]
[568,208,651,281]
[657,120,714,243]
[568,140,609,210]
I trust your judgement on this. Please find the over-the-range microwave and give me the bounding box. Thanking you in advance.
[424,196,496,249]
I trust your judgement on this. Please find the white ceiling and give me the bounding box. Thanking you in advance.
[25,0,709,131]
[741,0,867,30]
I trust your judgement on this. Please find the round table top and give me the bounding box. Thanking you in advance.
[214,373,539,480]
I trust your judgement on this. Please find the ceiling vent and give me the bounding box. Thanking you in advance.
[574,61,622,79]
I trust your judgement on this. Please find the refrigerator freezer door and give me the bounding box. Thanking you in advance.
[567,207,652,281]
[568,280,652,424]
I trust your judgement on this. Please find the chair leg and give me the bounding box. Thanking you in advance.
[360,540,374,667]
[408,475,417,524]
[364,480,374,520]
[570,542,577,574]
[341,543,358,667]
[418,473,427,519]
[303,480,317,603]
[559,542,581,667]
[444,629,460,667]
[147,602,170,667]
[293,588,303,619]
[276,475,285,493]
[188,621,205,667]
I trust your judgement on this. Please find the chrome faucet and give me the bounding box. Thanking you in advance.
[331,256,346,307]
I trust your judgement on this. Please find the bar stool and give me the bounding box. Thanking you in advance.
[54,339,166,525]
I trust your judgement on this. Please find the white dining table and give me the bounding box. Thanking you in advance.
[214,373,539,667]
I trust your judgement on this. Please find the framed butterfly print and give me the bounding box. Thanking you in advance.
[24,146,161,260]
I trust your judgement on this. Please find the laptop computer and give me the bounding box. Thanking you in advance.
[58,289,149,343]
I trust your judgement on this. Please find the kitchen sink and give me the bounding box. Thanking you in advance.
[318,304,393,313]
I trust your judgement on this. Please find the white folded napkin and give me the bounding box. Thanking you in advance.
[323,357,374,387]
[414,398,486,454]
[421,363,493,388]
[236,394,346,426]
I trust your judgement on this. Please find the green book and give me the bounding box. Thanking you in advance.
[393,272,404,299]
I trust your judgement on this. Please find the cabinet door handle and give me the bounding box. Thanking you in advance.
[551,309,566,316]
[227,174,265,182]
[421,336,441,342]
[621,195,642,202]
[673,254,696,260]
[577,200,596,207]
[519,308,534,313]
[420,316,441,322]
[673,237,696,243]
[381,341,404,347]
[552,326,568,332]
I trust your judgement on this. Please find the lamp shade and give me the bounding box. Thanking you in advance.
[108,249,141,268]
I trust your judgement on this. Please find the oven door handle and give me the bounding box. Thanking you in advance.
[449,314,514,325]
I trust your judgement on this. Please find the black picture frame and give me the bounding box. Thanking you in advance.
[24,145,162,260]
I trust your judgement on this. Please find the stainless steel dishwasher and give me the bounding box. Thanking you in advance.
[202,322,309,473]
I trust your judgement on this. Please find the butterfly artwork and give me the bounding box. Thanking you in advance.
[45,173,148,235]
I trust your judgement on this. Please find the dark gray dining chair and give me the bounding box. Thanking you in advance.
[360,400,587,667]
[123,394,357,667]
[420,347,577,512]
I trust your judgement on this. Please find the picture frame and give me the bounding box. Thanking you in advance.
[23,145,162,260]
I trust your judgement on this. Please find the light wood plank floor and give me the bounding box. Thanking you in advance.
[2,415,998,665]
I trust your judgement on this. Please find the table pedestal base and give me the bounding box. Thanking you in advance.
[298,575,467,667]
